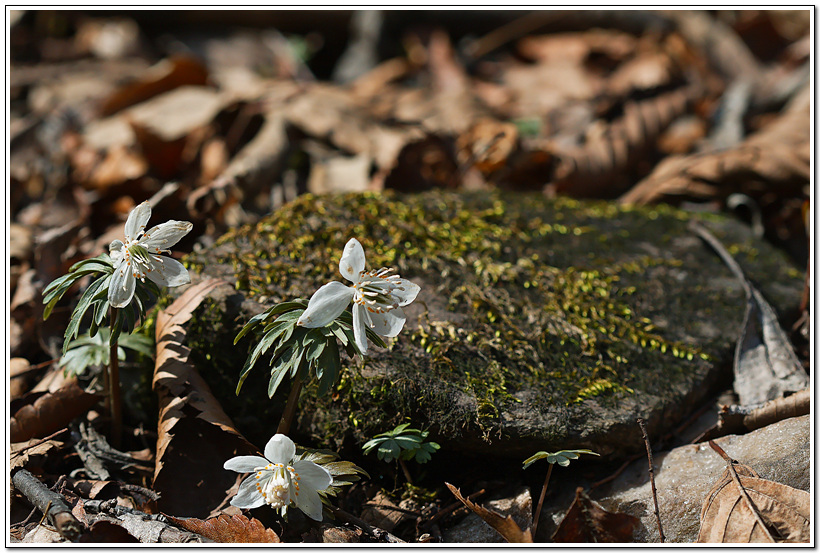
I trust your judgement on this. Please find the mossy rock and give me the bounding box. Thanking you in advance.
[177,191,802,460]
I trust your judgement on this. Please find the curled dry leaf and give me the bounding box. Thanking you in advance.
[187,112,287,219]
[152,278,258,518]
[445,483,533,543]
[10,380,101,443]
[551,81,702,198]
[698,451,810,543]
[620,85,809,205]
[168,513,280,543]
[552,487,640,543]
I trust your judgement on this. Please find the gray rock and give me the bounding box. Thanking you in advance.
[178,191,803,457]
[595,415,810,543]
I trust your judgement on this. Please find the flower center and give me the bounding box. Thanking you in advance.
[353,268,402,314]
[255,463,301,507]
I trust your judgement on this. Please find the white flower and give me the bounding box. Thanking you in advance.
[223,434,332,521]
[108,201,193,309]
[296,238,420,353]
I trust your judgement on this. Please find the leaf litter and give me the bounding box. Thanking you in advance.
[8,9,809,543]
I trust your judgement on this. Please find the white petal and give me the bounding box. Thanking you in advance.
[223,455,269,473]
[264,434,296,465]
[353,304,368,354]
[108,260,136,308]
[368,308,406,338]
[144,256,190,288]
[141,220,193,251]
[230,476,266,510]
[392,279,420,306]
[339,238,365,283]
[292,460,332,491]
[297,282,354,328]
[125,201,151,240]
[294,487,325,521]
[109,240,125,265]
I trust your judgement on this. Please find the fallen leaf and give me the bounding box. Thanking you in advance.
[10,437,66,471]
[552,487,640,543]
[445,483,533,543]
[152,279,258,518]
[620,85,809,205]
[100,55,209,116]
[698,444,810,543]
[10,380,102,443]
[689,221,807,405]
[168,513,280,543]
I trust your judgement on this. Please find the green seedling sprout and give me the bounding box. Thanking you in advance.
[362,423,440,484]
[524,448,600,537]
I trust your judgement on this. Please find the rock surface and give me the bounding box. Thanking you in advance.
[593,415,810,543]
[177,190,802,458]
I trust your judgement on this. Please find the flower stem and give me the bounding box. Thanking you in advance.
[398,458,414,484]
[532,462,553,539]
[276,376,302,435]
[108,307,122,449]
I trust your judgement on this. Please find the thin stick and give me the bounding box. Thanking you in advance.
[708,441,775,542]
[531,462,553,538]
[276,376,302,435]
[638,418,665,543]
[109,307,122,449]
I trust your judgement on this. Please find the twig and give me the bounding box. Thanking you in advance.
[12,428,69,454]
[11,469,83,541]
[531,463,553,538]
[329,506,405,543]
[708,441,776,542]
[638,418,665,543]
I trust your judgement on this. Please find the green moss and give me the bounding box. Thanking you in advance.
[183,190,800,450]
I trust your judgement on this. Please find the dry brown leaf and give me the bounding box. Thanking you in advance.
[10,437,66,471]
[10,380,102,443]
[168,513,280,543]
[552,487,640,543]
[445,483,533,543]
[152,279,258,518]
[187,112,287,219]
[100,55,209,116]
[456,118,519,174]
[698,463,810,543]
[552,81,702,198]
[620,85,809,205]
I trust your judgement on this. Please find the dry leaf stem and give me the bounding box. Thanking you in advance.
[707,440,776,543]
[638,418,665,542]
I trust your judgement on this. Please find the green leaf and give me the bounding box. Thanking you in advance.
[522,449,599,469]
